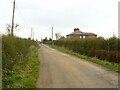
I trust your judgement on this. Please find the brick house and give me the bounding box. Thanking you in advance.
[66,28,97,39]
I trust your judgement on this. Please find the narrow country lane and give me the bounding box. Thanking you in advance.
[36,44,118,88]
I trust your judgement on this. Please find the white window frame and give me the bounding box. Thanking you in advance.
[83,36,85,38]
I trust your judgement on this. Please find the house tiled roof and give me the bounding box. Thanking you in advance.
[67,30,97,36]
[67,30,83,35]
[82,32,97,36]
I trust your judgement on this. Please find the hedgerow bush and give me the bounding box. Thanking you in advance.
[53,37,119,63]
[2,35,39,88]
[2,35,38,70]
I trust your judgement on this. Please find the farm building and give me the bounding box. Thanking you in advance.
[66,28,97,39]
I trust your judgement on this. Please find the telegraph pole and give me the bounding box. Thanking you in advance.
[33,32,34,40]
[11,0,15,36]
[52,27,54,45]
[31,28,33,39]
[52,27,53,40]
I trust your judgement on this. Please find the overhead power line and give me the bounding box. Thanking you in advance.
[16,4,31,28]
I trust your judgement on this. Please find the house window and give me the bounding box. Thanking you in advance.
[80,36,84,38]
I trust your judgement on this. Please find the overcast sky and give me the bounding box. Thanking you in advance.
[0,0,119,40]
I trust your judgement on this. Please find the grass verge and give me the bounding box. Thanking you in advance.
[3,46,40,88]
[49,45,119,72]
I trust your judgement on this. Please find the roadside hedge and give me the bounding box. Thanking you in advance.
[2,35,38,70]
[53,37,119,63]
[2,35,39,88]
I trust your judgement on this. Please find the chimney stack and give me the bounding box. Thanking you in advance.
[74,28,79,32]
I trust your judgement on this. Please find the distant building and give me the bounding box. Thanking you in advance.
[66,28,97,40]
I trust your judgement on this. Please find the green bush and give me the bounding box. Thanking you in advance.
[52,37,119,63]
[2,35,39,88]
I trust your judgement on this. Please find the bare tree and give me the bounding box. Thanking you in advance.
[6,23,19,35]
[55,32,62,40]
[6,24,11,35]
[15,24,19,29]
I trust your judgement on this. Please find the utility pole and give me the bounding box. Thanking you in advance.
[41,38,43,44]
[33,32,34,40]
[11,0,15,36]
[52,27,53,40]
[31,28,33,39]
[52,27,53,45]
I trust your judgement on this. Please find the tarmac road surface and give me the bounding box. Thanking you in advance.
[36,44,118,88]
